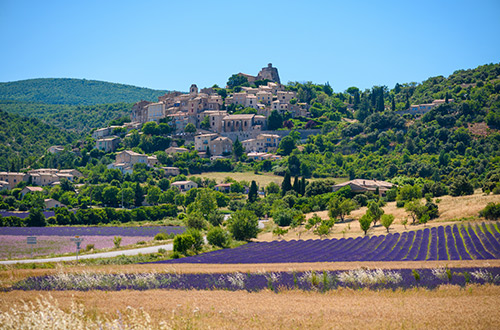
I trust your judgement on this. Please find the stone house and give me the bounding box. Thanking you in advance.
[20,186,44,197]
[116,150,148,165]
[165,146,189,155]
[44,198,66,209]
[0,172,29,189]
[210,137,233,156]
[95,136,120,152]
[332,179,395,196]
[162,167,180,176]
[242,133,281,152]
[171,180,198,192]
[146,102,166,122]
[195,133,218,152]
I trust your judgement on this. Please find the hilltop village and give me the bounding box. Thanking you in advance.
[91,64,310,161]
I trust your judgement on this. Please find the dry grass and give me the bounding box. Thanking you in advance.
[2,286,500,329]
[191,171,284,187]
[191,171,348,187]
[257,190,500,241]
[2,259,499,288]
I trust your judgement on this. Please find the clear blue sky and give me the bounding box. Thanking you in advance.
[1,0,499,93]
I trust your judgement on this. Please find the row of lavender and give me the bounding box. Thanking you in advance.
[0,211,55,219]
[0,226,185,237]
[157,223,500,264]
[10,267,500,291]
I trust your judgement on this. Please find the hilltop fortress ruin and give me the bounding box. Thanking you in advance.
[237,63,281,84]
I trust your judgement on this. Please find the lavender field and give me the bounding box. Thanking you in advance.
[0,226,185,237]
[157,223,500,264]
[10,267,500,291]
[0,226,185,259]
[0,235,149,259]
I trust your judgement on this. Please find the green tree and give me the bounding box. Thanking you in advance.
[266,182,281,195]
[359,214,372,236]
[449,176,474,196]
[184,123,196,134]
[277,136,296,156]
[281,171,292,196]
[328,197,357,222]
[146,186,161,205]
[120,187,134,207]
[227,74,248,89]
[227,209,259,241]
[192,189,217,219]
[480,202,500,220]
[185,211,207,230]
[142,122,159,135]
[26,208,46,227]
[233,138,244,161]
[367,201,384,226]
[102,186,120,207]
[158,178,170,191]
[134,182,144,207]
[267,110,283,130]
[380,214,395,233]
[207,226,230,248]
[248,180,258,203]
[404,200,428,224]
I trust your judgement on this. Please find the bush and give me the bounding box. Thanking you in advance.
[113,236,122,248]
[207,226,230,248]
[273,207,301,227]
[173,234,195,255]
[450,176,474,196]
[227,210,259,241]
[480,202,500,220]
[154,232,169,241]
[185,211,207,230]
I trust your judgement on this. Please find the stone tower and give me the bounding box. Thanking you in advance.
[190,84,198,95]
[257,63,280,84]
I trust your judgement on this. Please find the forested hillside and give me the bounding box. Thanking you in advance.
[0,78,168,105]
[0,110,79,171]
[0,100,131,133]
[274,62,500,188]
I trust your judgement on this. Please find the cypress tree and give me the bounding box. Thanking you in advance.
[248,180,258,203]
[300,177,307,195]
[281,171,292,196]
[134,182,144,207]
[293,176,300,193]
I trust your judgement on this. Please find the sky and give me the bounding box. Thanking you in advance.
[0,0,499,93]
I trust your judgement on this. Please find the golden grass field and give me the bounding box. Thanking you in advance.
[191,171,348,187]
[2,285,500,329]
[1,190,499,329]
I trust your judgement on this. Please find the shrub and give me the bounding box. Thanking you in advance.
[113,236,122,248]
[480,202,500,220]
[185,211,206,230]
[173,234,195,255]
[227,210,259,241]
[380,214,394,233]
[207,226,230,248]
[450,176,474,196]
[359,214,372,236]
[154,232,169,241]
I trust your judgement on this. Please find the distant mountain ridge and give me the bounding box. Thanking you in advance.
[0,78,169,105]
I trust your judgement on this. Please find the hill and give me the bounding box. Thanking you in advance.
[0,78,169,105]
[0,109,79,171]
[0,100,131,133]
